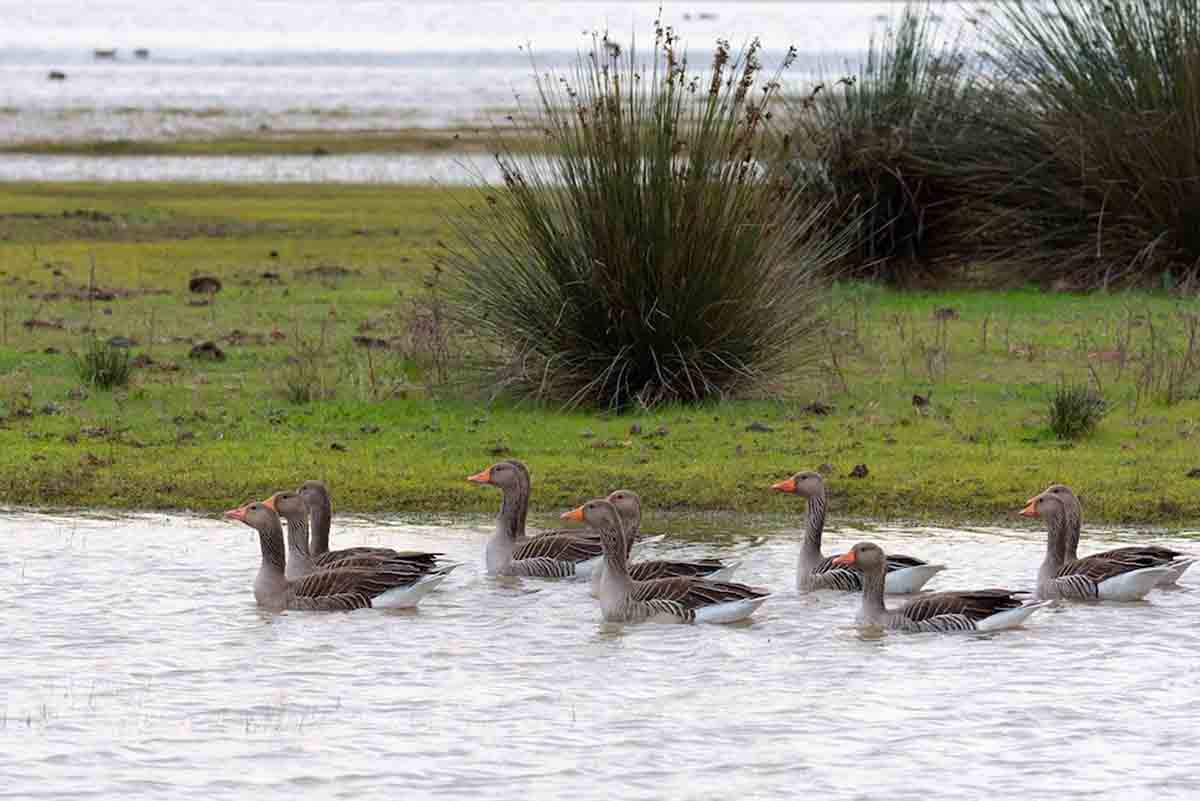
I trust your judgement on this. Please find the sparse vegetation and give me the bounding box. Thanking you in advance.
[1047,382,1107,440]
[72,335,131,390]
[446,26,844,408]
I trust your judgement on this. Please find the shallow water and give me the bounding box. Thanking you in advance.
[0,1,978,141]
[2,510,1198,800]
[0,152,512,184]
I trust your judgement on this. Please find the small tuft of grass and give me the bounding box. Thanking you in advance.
[1047,382,1107,440]
[72,336,131,390]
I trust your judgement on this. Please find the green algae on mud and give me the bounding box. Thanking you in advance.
[1,182,1200,526]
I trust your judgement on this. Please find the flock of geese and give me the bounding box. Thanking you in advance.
[224,459,1197,632]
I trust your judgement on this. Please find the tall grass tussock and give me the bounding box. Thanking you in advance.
[445,24,846,409]
[787,6,982,284]
[972,0,1200,289]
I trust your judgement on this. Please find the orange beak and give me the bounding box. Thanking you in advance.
[560,505,585,522]
[1019,496,1040,517]
[831,550,856,566]
[771,478,797,493]
[224,505,247,522]
[262,494,279,512]
[467,467,492,484]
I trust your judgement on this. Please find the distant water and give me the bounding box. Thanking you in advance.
[0,1,979,142]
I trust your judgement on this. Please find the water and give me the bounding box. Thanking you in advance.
[2,510,1198,799]
[0,1,977,138]
[0,152,514,184]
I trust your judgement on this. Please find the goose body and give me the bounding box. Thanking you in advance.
[833,543,1048,633]
[563,498,769,624]
[469,460,603,578]
[227,502,454,611]
[589,490,738,598]
[772,472,945,593]
[1022,484,1192,601]
[298,481,448,577]
[268,490,455,583]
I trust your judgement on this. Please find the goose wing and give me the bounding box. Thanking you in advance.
[512,533,602,563]
[631,576,768,610]
[899,589,1020,623]
[628,559,726,581]
[314,547,443,570]
[290,563,423,601]
[1060,550,1168,583]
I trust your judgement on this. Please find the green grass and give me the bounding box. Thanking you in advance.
[0,126,544,156]
[2,182,1200,524]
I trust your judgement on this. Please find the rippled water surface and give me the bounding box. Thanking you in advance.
[3,511,1198,800]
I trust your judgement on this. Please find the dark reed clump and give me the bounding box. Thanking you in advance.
[979,0,1200,289]
[444,24,846,409]
[787,5,984,285]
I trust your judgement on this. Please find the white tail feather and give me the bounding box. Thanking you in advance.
[708,561,741,582]
[1097,565,1174,601]
[975,601,1051,632]
[1160,558,1198,586]
[884,564,946,594]
[371,571,451,609]
[694,595,769,624]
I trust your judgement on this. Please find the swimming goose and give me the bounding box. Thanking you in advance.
[1035,483,1195,585]
[588,490,737,597]
[225,502,452,610]
[1021,485,1188,600]
[297,480,443,569]
[265,491,452,582]
[771,471,944,593]
[468,459,603,577]
[562,499,769,623]
[832,542,1048,633]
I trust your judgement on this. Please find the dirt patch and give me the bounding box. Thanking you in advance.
[300,264,359,279]
[188,276,222,294]
[30,283,169,302]
[188,341,226,361]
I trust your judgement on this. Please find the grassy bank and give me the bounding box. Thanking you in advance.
[1,182,1199,525]
[0,126,542,157]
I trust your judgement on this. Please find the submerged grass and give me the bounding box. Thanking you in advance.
[0,183,1199,524]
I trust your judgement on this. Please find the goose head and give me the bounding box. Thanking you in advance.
[770,470,824,499]
[264,490,308,522]
[561,498,624,553]
[606,489,642,527]
[224,501,280,532]
[832,541,886,570]
[467,459,529,493]
[1020,483,1079,522]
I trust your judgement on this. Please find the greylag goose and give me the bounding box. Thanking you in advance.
[468,459,603,577]
[265,491,453,582]
[297,480,443,568]
[562,498,770,623]
[832,542,1048,633]
[589,490,737,597]
[1032,483,1194,586]
[225,502,452,610]
[1021,485,1189,600]
[771,471,944,593]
